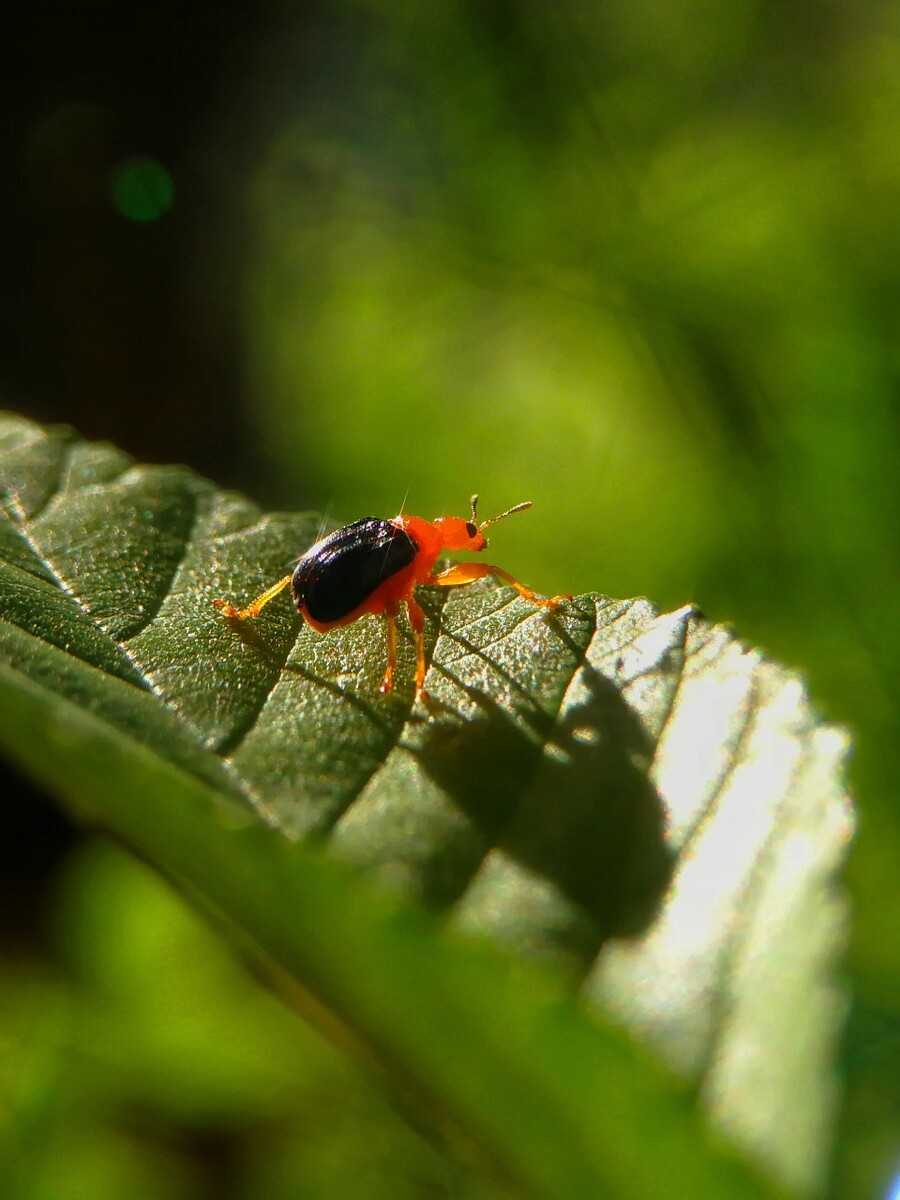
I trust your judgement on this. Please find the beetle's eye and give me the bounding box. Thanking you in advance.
[465,522,478,538]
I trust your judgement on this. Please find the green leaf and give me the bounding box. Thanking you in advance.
[0,411,852,1198]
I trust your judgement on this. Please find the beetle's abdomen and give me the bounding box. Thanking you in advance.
[291,518,417,624]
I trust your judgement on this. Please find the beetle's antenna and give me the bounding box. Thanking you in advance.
[479,500,532,530]
[470,494,479,524]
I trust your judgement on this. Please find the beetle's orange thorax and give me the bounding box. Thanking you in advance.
[392,515,444,582]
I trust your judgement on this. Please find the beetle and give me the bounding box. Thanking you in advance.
[214,495,570,699]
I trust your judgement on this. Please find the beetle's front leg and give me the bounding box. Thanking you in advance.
[427,563,570,608]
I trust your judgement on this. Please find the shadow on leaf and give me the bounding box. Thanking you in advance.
[413,622,672,978]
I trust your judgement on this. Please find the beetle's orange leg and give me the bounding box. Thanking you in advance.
[428,563,571,608]
[406,593,429,699]
[380,612,398,694]
[214,574,292,620]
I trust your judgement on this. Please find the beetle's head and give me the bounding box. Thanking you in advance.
[433,495,531,552]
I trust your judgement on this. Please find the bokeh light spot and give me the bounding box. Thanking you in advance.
[110,157,174,222]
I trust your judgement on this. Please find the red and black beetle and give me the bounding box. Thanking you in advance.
[214,495,570,699]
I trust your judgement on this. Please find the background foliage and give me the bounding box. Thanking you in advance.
[2,2,899,1198]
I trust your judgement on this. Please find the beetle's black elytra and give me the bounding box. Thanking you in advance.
[291,517,418,624]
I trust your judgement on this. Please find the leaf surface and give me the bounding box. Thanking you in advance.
[0,412,852,1196]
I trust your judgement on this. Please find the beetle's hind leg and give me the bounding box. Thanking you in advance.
[214,574,292,620]
[428,563,571,608]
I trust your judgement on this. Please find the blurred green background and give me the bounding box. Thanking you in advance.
[3,2,900,1198]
